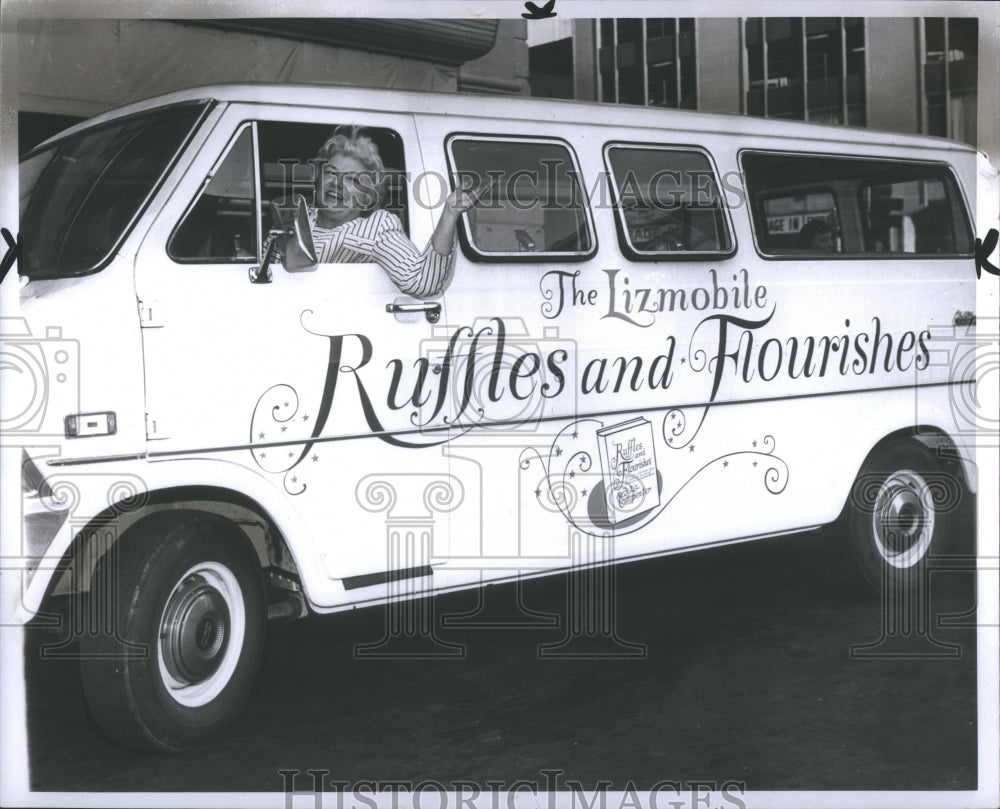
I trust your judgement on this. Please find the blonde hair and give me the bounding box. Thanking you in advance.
[316,127,388,216]
[317,127,385,172]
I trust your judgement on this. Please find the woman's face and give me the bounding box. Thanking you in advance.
[316,153,370,228]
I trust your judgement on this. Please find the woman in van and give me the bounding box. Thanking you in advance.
[311,128,475,298]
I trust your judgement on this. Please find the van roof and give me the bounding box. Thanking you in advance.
[37,81,977,156]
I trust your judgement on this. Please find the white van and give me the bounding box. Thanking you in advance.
[9,84,987,752]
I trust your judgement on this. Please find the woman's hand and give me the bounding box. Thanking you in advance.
[432,188,477,255]
[444,188,477,215]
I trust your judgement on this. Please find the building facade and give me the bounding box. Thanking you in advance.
[530,17,982,148]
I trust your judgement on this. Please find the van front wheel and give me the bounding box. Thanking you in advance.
[840,441,956,593]
[80,512,266,752]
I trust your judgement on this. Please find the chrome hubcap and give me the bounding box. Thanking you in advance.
[157,561,246,708]
[160,574,230,684]
[872,469,934,568]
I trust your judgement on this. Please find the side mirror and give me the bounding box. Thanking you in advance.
[249,195,318,284]
[283,195,318,272]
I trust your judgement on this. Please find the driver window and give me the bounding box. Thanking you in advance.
[169,126,256,262]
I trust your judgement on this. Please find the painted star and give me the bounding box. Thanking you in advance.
[569,470,576,479]
[281,425,287,432]
[723,460,729,468]
[535,488,542,498]
[554,446,563,457]
[312,454,319,462]
[302,414,310,422]
[689,445,695,453]
[752,440,758,448]
[753,460,758,467]
[288,451,294,458]
[258,432,265,440]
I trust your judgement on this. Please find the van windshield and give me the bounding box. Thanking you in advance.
[19,102,208,279]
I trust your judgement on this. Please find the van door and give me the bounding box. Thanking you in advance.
[134,106,463,593]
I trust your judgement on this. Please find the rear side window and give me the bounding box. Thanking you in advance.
[742,152,973,257]
[447,136,595,261]
[605,144,734,258]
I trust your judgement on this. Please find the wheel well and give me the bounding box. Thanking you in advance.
[836,426,970,522]
[45,486,300,603]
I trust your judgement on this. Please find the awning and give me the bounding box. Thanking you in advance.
[187,19,499,67]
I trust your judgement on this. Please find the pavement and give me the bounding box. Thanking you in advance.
[23,520,979,795]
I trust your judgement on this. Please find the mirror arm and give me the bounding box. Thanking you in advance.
[249,230,282,284]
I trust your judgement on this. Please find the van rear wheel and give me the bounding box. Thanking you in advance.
[837,440,956,593]
[80,511,266,752]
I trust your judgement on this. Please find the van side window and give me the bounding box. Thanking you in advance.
[169,126,256,262]
[604,145,734,258]
[742,152,974,257]
[447,136,595,260]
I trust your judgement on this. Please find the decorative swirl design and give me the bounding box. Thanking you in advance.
[250,384,306,475]
[356,478,398,515]
[923,472,963,513]
[423,477,465,514]
[527,419,602,523]
[851,473,887,513]
[661,406,709,450]
[45,478,80,513]
[107,478,148,512]
[763,458,790,495]
[519,446,544,471]
[283,469,307,496]
[546,479,579,513]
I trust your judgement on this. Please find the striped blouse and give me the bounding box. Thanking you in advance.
[310,209,455,299]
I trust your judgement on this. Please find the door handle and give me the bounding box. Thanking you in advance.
[953,310,976,327]
[386,301,441,324]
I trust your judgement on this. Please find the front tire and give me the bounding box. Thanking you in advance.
[838,440,959,593]
[80,511,266,752]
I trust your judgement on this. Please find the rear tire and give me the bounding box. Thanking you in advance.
[835,440,959,593]
[80,511,266,752]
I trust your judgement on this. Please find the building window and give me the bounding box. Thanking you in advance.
[598,19,697,109]
[921,18,977,145]
[744,18,865,126]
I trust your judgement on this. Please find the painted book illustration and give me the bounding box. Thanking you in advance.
[596,417,661,524]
